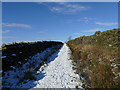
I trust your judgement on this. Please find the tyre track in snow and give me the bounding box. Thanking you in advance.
[32,44,83,88]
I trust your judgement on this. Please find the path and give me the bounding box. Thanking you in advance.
[32,44,82,88]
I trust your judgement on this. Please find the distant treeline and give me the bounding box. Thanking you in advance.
[2,41,63,72]
[67,28,120,88]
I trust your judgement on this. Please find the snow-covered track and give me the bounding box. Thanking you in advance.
[32,44,82,88]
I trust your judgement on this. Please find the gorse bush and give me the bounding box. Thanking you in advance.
[67,28,120,88]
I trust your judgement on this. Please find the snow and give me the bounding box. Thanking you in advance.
[110,59,115,62]
[19,52,22,54]
[109,44,112,47]
[2,44,83,88]
[2,56,6,58]
[2,45,61,88]
[10,66,15,69]
[111,63,116,67]
[11,54,16,56]
[18,61,22,64]
[32,44,82,88]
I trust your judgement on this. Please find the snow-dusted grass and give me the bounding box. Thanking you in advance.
[67,43,120,88]
[2,45,62,88]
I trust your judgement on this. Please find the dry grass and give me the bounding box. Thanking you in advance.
[67,43,120,88]
[67,28,120,88]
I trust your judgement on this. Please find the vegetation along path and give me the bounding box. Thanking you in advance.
[32,44,82,88]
